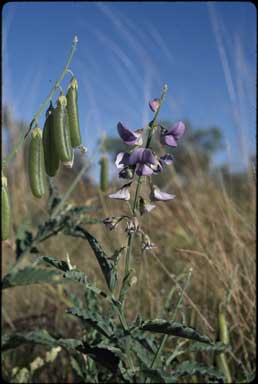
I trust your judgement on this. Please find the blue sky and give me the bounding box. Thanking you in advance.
[2,2,256,179]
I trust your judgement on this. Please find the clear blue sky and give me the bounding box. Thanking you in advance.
[2,2,256,179]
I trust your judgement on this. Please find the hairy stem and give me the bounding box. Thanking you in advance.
[3,36,78,168]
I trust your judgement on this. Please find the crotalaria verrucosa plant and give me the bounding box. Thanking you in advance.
[2,38,232,383]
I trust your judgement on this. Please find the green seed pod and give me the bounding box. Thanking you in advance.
[1,176,11,240]
[53,94,73,161]
[42,102,60,177]
[66,77,82,148]
[28,127,46,198]
[100,155,108,192]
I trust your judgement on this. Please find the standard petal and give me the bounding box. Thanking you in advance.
[117,122,143,146]
[108,185,130,200]
[128,148,145,165]
[151,185,176,201]
[163,134,178,147]
[167,121,186,140]
[142,148,157,165]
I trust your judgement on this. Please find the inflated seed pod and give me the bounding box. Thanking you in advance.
[42,102,60,177]
[100,155,108,192]
[28,127,46,198]
[53,94,73,162]
[66,77,82,148]
[1,175,11,240]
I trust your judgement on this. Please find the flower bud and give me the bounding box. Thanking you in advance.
[149,98,160,113]
[125,217,139,234]
[103,216,124,230]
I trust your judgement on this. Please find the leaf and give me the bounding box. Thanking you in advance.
[66,307,114,339]
[140,319,212,343]
[64,225,117,291]
[39,255,70,272]
[82,342,123,374]
[187,341,229,353]
[141,368,177,383]
[172,361,225,380]
[16,230,34,260]
[2,267,61,289]
[2,329,83,352]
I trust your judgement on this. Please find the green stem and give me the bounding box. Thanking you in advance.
[120,84,168,305]
[3,36,79,168]
[146,268,192,383]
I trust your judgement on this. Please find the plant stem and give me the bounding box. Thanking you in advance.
[122,84,168,290]
[145,268,192,383]
[3,36,79,168]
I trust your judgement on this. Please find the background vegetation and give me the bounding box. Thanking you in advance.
[2,105,256,382]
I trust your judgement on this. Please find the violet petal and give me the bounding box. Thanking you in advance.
[152,185,176,201]
[149,98,160,113]
[167,121,186,141]
[136,163,153,176]
[108,185,130,200]
[128,148,145,165]
[142,149,157,165]
[117,122,143,146]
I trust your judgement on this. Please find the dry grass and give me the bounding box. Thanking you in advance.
[2,127,256,381]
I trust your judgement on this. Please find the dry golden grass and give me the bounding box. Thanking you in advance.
[2,133,256,381]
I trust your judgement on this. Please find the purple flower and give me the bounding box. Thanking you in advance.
[128,148,159,176]
[151,185,176,201]
[149,98,160,113]
[117,122,143,146]
[108,182,132,201]
[160,121,186,147]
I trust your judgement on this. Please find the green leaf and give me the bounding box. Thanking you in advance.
[39,255,70,272]
[140,319,212,343]
[66,307,114,339]
[82,342,123,374]
[172,360,225,380]
[187,341,229,353]
[64,225,117,291]
[2,329,82,352]
[2,267,61,289]
[141,368,177,383]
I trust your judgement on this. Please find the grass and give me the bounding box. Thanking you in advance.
[2,138,256,382]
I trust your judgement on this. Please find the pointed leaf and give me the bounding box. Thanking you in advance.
[2,267,61,289]
[64,225,116,290]
[172,361,225,380]
[66,307,114,339]
[40,255,70,272]
[140,319,212,343]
